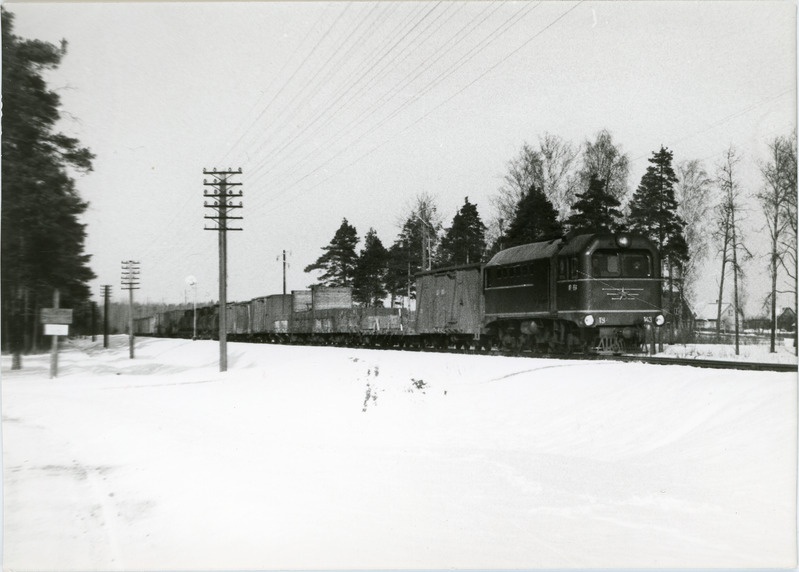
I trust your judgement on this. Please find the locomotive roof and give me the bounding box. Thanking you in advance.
[485,234,599,267]
[485,237,564,267]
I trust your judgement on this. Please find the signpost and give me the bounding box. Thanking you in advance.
[41,290,72,378]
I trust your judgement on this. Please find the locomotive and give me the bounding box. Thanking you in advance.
[134,232,664,353]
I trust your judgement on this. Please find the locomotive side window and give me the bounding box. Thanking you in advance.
[569,257,579,280]
[558,258,567,279]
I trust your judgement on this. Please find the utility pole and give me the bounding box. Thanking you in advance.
[91,301,97,342]
[49,289,60,379]
[279,250,290,295]
[101,285,112,349]
[121,261,140,359]
[203,167,243,373]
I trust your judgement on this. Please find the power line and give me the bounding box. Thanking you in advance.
[214,3,337,167]
[246,1,534,212]
[244,2,437,183]
[260,1,583,215]
[247,2,453,184]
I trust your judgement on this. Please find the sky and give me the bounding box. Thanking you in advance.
[5,1,797,311]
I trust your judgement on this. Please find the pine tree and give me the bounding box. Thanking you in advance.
[438,197,486,266]
[385,238,412,304]
[503,185,562,247]
[352,228,389,306]
[564,175,623,234]
[2,9,96,359]
[304,218,359,287]
[385,219,424,302]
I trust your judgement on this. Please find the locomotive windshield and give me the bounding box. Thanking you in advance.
[592,250,652,278]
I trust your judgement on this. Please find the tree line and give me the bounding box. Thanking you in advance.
[306,130,797,354]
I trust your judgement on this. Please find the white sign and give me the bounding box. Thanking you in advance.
[44,324,69,336]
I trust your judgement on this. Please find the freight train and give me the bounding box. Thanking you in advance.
[134,232,665,353]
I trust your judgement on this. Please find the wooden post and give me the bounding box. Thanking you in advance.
[50,289,60,379]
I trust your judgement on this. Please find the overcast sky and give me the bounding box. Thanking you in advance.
[6,1,796,312]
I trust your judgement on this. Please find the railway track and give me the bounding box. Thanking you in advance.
[393,344,798,373]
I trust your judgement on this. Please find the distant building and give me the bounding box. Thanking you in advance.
[777,307,796,332]
[695,302,744,332]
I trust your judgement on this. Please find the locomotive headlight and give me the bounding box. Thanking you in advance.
[583,314,595,327]
[655,314,665,326]
[616,234,631,248]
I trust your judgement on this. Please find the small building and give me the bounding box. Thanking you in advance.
[777,307,796,332]
[695,302,744,332]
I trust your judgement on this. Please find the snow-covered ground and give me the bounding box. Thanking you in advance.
[2,336,796,570]
[658,340,798,364]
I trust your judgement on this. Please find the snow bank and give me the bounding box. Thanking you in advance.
[2,336,796,569]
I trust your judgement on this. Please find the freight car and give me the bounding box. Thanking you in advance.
[133,232,664,353]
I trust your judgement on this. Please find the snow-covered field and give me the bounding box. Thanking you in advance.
[2,336,797,570]
[658,340,798,364]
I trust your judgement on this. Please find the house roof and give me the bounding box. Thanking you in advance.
[695,302,739,320]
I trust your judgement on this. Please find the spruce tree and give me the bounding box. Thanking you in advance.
[438,197,486,266]
[352,228,389,306]
[2,9,96,357]
[565,175,623,234]
[503,184,562,247]
[628,146,689,338]
[627,146,688,264]
[304,218,359,287]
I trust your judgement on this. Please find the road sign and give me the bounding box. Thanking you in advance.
[41,308,73,325]
[44,324,69,336]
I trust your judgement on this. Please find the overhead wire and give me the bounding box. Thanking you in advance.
[213,3,336,168]
[246,1,456,186]
[252,1,554,214]
[130,4,341,267]
[247,1,531,213]
[234,2,356,169]
[245,2,441,185]
[248,1,497,194]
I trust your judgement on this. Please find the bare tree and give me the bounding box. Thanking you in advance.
[714,146,751,355]
[579,129,631,205]
[675,159,714,309]
[491,134,579,229]
[778,132,797,354]
[538,133,580,220]
[492,143,542,226]
[757,134,795,352]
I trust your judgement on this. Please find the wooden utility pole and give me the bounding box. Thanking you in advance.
[101,285,112,349]
[91,301,97,342]
[282,250,288,295]
[50,288,60,378]
[203,168,243,373]
[121,261,140,359]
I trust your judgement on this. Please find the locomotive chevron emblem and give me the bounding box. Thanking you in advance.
[602,287,644,301]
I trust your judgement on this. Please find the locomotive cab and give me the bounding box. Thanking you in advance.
[557,233,665,350]
[483,232,664,353]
